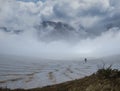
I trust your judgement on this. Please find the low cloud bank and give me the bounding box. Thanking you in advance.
[0,0,120,60]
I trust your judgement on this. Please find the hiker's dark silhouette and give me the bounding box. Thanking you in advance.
[84,58,87,63]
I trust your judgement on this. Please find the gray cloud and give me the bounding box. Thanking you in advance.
[0,0,120,59]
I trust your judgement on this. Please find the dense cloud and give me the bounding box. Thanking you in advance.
[0,0,120,59]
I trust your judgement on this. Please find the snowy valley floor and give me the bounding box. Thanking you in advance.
[0,67,120,91]
[0,55,120,89]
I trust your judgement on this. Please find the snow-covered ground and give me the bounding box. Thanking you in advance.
[0,55,120,89]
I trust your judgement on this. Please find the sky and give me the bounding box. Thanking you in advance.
[0,0,120,60]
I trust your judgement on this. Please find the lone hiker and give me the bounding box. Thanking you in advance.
[84,58,87,63]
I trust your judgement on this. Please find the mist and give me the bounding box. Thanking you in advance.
[0,0,120,60]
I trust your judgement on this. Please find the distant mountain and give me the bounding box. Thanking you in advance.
[87,18,120,36]
[0,27,23,34]
[35,21,86,42]
[1,20,119,42]
[41,21,75,31]
[0,21,85,42]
